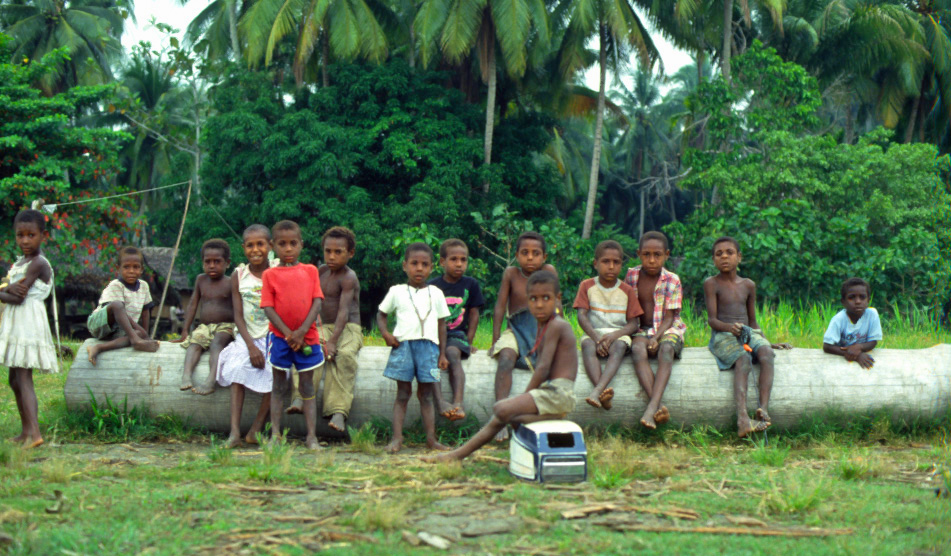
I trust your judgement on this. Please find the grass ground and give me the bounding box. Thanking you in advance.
[1,311,950,554]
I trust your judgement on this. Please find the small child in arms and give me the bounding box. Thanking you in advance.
[85,246,159,364]
[377,242,450,454]
[0,210,59,448]
[822,277,881,369]
[216,225,275,447]
[429,238,485,421]
[423,270,577,463]
[625,231,688,429]
[174,239,235,395]
[262,220,325,450]
[576,240,642,411]
[704,236,792,438]
[490,231,558,441]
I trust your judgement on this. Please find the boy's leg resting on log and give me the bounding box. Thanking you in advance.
[418,383,449,451]
[87,302,158,364]
[585,340,624,410]
[269,369,290,444]
[423,393,539,463]
[180,344,204,391]
[228,384,246,448]
[641,343,674,429]
[194,332,233,395]
[492,348,518,442]
[245,393,270,444]
[386,381,413,453]
[11,368,42,448]
[297,370,320,450]
[733,356,768,438]
[286,374,303,414]
[754,345,775,424]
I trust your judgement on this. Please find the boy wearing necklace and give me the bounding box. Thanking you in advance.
[377,242,451,454]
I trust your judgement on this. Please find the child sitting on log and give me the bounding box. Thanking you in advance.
[262,220,325,450]
[423,270,577,463]
[174,239,235,395]
[822,277,881,369]
[286,226,363,433]
[576,240,642,411]
[85,246,159,365]
[489,231,558,442]
[429,238,485,421]
[624,231,688,429]
[377,242,450,453]
[216,225,275,447]
[704,236,792,437]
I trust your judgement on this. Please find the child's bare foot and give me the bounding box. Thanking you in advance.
[285,398,303,415]
[737,417,770,438]
[305,435,321,451]
[131,339,160,353]
[21,436,43,449]
[427,439,451,451]
[585,388,603,409]
[755,407,771,425]
[244,431,261,445]
[86,344,102,365]
[654,405,670,425]
[494,426,509,443]
[384,438,403,454]
[9,433,26,443]
[421,451,460,463]
[328,413,346,432]
[448,404,466,421]
[226,434,242,448]
[640,407,658,430]
[180,375,193,391]
[599,387,614,410]
[438,399,456,419]
[193,379,217,396]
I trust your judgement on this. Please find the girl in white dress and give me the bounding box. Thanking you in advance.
[0,210,58,449]
[216,225,274,447]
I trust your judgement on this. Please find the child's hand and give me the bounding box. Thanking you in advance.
[730,322,744,337]
[382,333,400,348]
[323,340,337,361]
[596,334,613,357]
[248,345,266,369]
[438,354,449,370]
[855,352,875,369]
[771,342,793,350]
[470,346,478,354]
[845,344,863,360]
[287,329,306,351]
[8,279,28,298]
[170,336,186,344]
[647,337,660,355]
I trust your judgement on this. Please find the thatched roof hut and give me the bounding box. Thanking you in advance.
[141,247,191,291]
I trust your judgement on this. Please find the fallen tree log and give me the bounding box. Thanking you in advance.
[64,340,951,437]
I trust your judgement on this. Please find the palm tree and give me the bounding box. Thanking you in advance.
[184,0,246,61]
[558,0,658,238]
[415,0,550,193]
[240,0,392,87]
[0,0,130,94]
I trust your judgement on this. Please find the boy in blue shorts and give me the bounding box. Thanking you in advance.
[377,242,451,454]
[261,220,324,450]
[822,278,882,369]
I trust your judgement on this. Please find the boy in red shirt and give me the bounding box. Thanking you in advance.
[261,220,324,450]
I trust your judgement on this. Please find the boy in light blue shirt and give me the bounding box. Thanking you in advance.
[822,277,882,369]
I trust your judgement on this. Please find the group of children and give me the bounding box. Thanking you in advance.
[0,209,883,457]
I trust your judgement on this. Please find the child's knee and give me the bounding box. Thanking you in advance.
[495,351,517,372]
[580,339,596,355]
[416,384,434,402]
[610,341,627,355]
[446,347,462,364]
[297,375,315,397]
[492,400,513,422]
[631,342,649,362]
[757,346,775,363]
[395,384,413,403]
[734,356,752,372]
[657,344,675,362]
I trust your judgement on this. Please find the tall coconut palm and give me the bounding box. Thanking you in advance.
[558,0,658,238]
[184,0,246,61]
[415,0,550,193]
[240,0,392,87]
[0,0,130,94]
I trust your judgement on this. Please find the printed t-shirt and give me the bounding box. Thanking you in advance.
[428,276,485,337]
[823,308,883,347]
[98,279,153,324]
[572,278,643,330]
[378,284,451,344]
[260,263,323,344]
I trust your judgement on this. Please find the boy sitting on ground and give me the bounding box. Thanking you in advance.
[822,277,881,370]
[489,231,558,442]
[262,220,325,450]
[286,227,363,433]
[423,271,577,463]
[576,240,642,411]
[86,246,159,365]
[704,236,792,438]
[174,239,235,395]
[430,238,485,421]
[624,231,688,429]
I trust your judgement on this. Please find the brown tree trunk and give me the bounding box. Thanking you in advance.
[581,26,608,239]
[722,0,733,83]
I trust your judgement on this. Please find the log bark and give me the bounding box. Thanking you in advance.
[64,341,951,437]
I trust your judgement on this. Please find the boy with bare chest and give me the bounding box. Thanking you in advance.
[175,239,235,395]
[308,227,362,432]
[703,236,791,437]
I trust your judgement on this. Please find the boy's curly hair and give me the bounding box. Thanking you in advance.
[118,246,144,265]
[840,277,870,299]
[439,238,468,259]
[201,238,231,260]
[322,226,356,251]
[14,209,46,233]
[638,231,669,250]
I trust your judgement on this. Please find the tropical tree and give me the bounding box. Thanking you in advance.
[0,0,131,94]
[184,0,247,61]
[415,0,550,193]
[239,0,392,86]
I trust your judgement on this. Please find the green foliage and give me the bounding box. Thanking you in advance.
[0,34,139,277]
[53,387,200,443]
[672,42,951,311]
[748,439,791,467]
